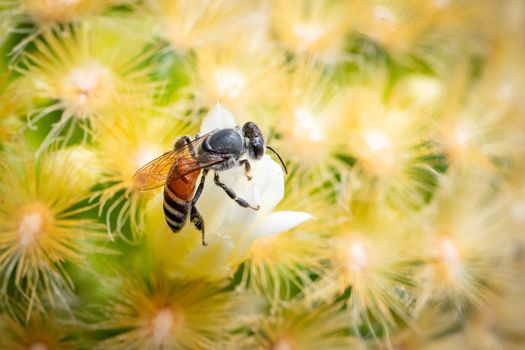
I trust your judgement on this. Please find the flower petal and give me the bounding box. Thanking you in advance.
[181,234,235,279]
[252,211,314,239]
[196,165,252,234]
[200,103,237,134]
[250,155,284,216]
[221,186,260,241]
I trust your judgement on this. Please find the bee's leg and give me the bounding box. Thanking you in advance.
[213,172,260,210]
[191,169,208,205]
[239,159,252,181]
[174,135,196,157]
[189,169,208,245]
[190,205,207,246]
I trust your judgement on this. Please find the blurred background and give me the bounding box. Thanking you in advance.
[0,0,525,349]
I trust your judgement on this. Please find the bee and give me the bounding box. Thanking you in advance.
[133,122,287,246]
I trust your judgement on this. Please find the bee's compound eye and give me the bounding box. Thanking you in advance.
[252,141,265,159]
[242,122,265,160]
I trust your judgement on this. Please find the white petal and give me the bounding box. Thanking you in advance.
[221,186,260,241]
[195,175,235,234]
[200,103,237,134]
[250,155,284,216]
[252,211,313,239]
[196,155,285,238]
[196,166,252,234]
[184,234,234,267]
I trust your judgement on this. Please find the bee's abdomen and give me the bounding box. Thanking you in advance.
[163,185,189,233]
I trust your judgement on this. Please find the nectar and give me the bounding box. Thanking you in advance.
[151,307,182,346]
[61,60,114,116]
[363,128,391,152]
[360,128,395,170]
[23,0,114,25]
[29,343,48,350]
[293,108,326,143]
[435,236,463,280]
[347,240,369,274]
[17,204,54,249]
[271,339,294,350]
[133,143,164,173]
[373,5,398,25]
[292,22,326,47]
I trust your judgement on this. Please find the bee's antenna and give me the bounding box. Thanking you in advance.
[266,145,288,175]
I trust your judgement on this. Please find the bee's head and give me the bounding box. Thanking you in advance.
[242,122,265,160]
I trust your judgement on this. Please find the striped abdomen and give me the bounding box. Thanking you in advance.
[163,184,190,232]
[163,159,201,233]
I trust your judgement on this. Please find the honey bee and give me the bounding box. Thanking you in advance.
[133,122,287,246]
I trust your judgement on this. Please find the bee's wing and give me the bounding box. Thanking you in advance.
[132,132,225,191]
[132,148,181,191]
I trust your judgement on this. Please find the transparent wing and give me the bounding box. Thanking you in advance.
[132,148,180,191]
[132,133,224,191]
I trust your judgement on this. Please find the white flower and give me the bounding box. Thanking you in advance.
[146,104,312,279]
